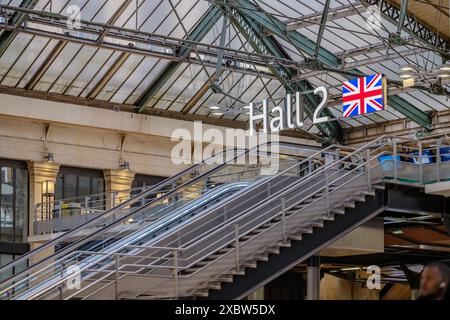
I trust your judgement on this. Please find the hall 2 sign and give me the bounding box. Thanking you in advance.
[248,86,330,136]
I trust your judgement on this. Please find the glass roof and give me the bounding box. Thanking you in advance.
[0,0,448,138]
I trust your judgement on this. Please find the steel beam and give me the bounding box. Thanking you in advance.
[314,0,331,58]
[230,8,342,141]
[135,6,222,112]
[234,0,432,129]
[0,0,39,57]
[363,0,449,52]
[285,3,366,31]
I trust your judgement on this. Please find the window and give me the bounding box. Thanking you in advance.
[0,159,28,243]
[55,167,104,208]
[131,174,167,191]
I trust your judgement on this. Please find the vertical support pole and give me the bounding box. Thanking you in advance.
[59,265,64,300]
[174,250,179,300]
[325,173,330,215]
[115,254,120,300]
[281,197,286,243]
[308,158,313,174]
[419,141,423,184]
[84,196,89,212]
[393,140,398,182]
[112,192,117,208]
[436,140,441,182]
[235,224,240,271]
[366,149,371,189]
[58,200,62,233]
[306,256,320,300]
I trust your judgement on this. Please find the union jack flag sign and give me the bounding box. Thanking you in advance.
[342,73,387,118]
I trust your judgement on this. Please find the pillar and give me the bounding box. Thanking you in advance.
[27,161,60,237]
[103,169,135,209]
[306,256,320,300]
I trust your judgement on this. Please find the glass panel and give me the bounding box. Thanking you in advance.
[1,167,14,242]
[91,177,105,209]
[78,176,91,197]
[55,173,63,200]
[14,168,28,243]
[0,255,13,280]
[63,174,76,199]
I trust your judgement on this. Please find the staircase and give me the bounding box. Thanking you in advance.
[1,135,449,300]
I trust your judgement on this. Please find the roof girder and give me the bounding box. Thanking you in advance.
[234,0,432,130]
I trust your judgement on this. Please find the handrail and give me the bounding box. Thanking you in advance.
[5,133,450,299]
[0,140,329,288]
[5,142,367,299]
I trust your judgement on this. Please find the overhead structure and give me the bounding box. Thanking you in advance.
[0,0,448,141]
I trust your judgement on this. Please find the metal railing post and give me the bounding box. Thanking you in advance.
[173,250,178,300]
[235,224,240,271]
[325,173,330,214]
[112,192,117,208]
[281,197,286,243]
[141,187,145,207]
[366,149,371,189]
[59,263,65,300]
[308,158,312,174]
[436,140,441,182]
[393,139,398,182]
[84,196,89,212]
[58,200,62,233]
[115,254,120,300]
[419,141,423,184]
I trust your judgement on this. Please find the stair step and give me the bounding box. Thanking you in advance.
[353,196,366,202]
[206,282,221,290]
[332,208,346,215]
[276,241,291,247]
[255,255,269,262]
[193,290,209,298]
[300,226,314,234]
[321,214,335,221]
[308,220,324,228]
[268,247,280,255]
[374,184,385,190]
[229,269,245,276]
[343,202,355,208]
[288,234,302,241]
[364,190,376,196]
[242,262,257,269]
[217,276,234,283]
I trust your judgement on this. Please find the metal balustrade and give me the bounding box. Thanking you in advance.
[2,135,450,299]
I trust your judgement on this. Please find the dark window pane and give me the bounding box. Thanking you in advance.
[64,174,76,199]
[14,168,28,242]
[1,167,14,242]
[78,176,91,197]
[55,174,63,200]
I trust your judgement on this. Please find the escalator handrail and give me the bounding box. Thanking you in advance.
[0,141,327,283]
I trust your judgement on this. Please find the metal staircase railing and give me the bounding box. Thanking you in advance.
[29,134,450,300]
[0,141,350,299]
[4,134,450,299]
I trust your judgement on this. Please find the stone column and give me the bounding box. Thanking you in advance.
[27,161,60,237]
[103,169,135,209]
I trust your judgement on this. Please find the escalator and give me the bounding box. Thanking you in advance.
[2,135,448,300]
[0,141,331,299]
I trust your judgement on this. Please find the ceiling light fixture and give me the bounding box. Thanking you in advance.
[119,160,130,171]
[44,152,55,163]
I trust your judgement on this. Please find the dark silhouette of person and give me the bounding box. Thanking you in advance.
[418,262,450,300]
